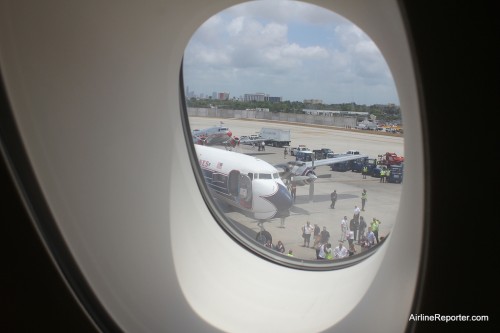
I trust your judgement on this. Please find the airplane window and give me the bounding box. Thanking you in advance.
[182,0,402,269]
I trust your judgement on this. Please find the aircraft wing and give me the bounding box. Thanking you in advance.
[302,154,370,168]
[239,138,267,145]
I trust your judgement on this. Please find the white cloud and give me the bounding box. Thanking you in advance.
[183,1,398,105]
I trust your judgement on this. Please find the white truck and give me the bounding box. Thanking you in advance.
[291,145,310,156]
[258,127,291,147]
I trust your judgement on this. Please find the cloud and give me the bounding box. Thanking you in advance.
[183,1,398,105]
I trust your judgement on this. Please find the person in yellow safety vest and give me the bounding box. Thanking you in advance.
[386,168,391,182]
[361,189,367,211]
[287,250,294,257]
[362,165,368,179]
[371,218,381,243]
[379,168,385,182]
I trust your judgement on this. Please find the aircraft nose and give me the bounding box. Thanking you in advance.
[268,183,293,217]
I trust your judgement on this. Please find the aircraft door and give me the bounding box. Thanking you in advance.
[228,170,240,198]
[238,174,252,209]
[228,171,252,208]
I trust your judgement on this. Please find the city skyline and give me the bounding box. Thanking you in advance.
[183,1,400,106]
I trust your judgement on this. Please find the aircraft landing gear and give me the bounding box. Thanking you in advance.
[255,221,272,245]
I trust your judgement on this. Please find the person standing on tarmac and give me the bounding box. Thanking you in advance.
[320,226,330,244]
[275,241,285,254]
[371,218,381,243]
[340,216,348,242]
[353,205,361,223]
[312,223,321,249]
[361,189,367,211]
[358,216,367,243]
[330,190,337,209]
[333,242,349,259]
[350,217,359,242]
[379,168,385,183]
[290,183,297,202]
[302,221,314,248]
[362,165,368,179]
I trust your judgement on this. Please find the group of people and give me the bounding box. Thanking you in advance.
[327,188,384,257]
[343,215,381,250]
[265,239,294,257]
[331,188,367,211]
[379,168,390,183]
[277,187,384,261]
[300,221,360,260]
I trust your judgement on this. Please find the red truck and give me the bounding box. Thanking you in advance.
[377,152,404,166]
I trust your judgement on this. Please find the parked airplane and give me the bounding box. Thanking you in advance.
[195,144,293,221]
[192,123,236,147]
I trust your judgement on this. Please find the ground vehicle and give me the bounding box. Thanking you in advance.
[371,164,388,178]
[351,157,377,173]
[387,164,404,183]
[378,152,404,166]
[312,148,333,159]
[329,161,351,172]
[291,145,309,156]
[295,150,315,162]
[258,128,291,147]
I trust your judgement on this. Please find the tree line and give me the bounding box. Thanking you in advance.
[186,97,401,123]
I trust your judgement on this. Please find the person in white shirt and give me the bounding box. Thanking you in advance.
[340,216,348,242]
[366,227,375,247]
[333,242,349,259]
[317,243,332,260]
[347,229,355,248]
[302,221,314,248]
[353,205,361,222]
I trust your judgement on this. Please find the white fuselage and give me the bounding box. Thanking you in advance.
[195,144,293,220]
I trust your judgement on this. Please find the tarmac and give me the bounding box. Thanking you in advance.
[189,116,404,261]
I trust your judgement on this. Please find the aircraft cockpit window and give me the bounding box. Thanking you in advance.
[182,0,403,269]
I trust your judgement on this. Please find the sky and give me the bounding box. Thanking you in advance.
[183,1,399,106]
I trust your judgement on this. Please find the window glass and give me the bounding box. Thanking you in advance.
[182,0,402,268]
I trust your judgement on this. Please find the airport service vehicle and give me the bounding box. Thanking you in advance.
[313,148,334,159]
[291,145,309,156]
[330,160,351,172]
[258,127,291,147]
[351,157,377,173]
[295,150,315,162]
[387,164,404,183]
[378,152,405,166]
[371,164,389,178]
